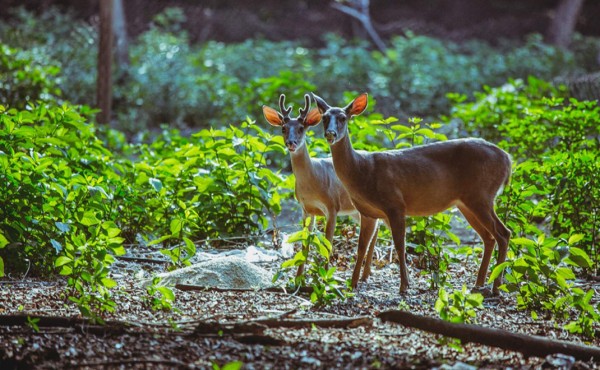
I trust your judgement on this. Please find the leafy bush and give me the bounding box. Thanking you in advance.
[0,7,97,106]
[0,44,61,108]
[450,77,599,337]
[451,77,600,269]
[274,218,351,305]
[2,7,598,131]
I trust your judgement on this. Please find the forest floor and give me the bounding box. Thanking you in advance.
[1,218,600,369]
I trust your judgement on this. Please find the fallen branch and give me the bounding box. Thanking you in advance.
[378,310,600,362]
[66,359,190,369]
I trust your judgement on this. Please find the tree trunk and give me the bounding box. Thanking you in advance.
[547,0,585,49]
[96,0,114,125]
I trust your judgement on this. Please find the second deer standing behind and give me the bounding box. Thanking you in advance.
[312,92,512,295]
[263,94,378,278]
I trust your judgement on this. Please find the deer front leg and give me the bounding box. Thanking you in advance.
[351,215,378,290]
[387,211,409,293]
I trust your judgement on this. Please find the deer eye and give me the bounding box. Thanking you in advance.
[323,116,330,124]
[298,126,304,133]
[281,126,287,134]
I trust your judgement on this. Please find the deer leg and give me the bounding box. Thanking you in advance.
[361,220,379,282]
[324,209,338,268]
[461,201,511,294]
[458,205,496,287]
[492,214,511,293]
[387,211,409,293]
[351,215,378,290]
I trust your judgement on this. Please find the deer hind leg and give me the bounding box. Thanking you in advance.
[459,200,511,294]
[458,205,496,287]
[386,210,409,293]
[361,220,379,282]
[351,215,378,290]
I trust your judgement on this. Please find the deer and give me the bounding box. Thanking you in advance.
[311,92,512,295]
[262,94,378,279]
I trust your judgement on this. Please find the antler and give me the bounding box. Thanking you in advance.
[298,94,310,120]
[278,94,293,121]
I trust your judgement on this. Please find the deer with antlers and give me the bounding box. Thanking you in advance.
[311,92,512,295]
[263,94,378,278]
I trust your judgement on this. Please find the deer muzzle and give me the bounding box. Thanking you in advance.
[325,130,337,144]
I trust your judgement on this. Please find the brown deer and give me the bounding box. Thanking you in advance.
[262,94,378,279]
[311,92,512,295]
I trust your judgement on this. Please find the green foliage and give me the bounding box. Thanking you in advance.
[452,77,600,269]
[145,276,176,311]
[490,234,599,338]
[26,316,40,333]
[435,285,484,324]
[0,44,61,108]
[274,219,351,305]
[451,77,600,338]
[0,7,97,106]
[2,8,598,131]
[410,213,461,289]
[212,361,243,370]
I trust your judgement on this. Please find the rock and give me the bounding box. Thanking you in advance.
[146,256,275,290]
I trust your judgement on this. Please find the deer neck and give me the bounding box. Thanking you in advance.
[289,143,315,177]
[329,130,359,181]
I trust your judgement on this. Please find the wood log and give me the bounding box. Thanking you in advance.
[378,310,600,362]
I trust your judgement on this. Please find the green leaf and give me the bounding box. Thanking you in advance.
[55,256,72,267]
[157,286,175,301]
[148,234,172,246]
[511,237,536,248]
[568,234,584,245]
[488,261,510,283]
[170,219,183,235]
[0,233,9,249]
[556,267,575,280]
[0,257,4,278]
[101,278,118,289]
[567,247,592,269]
[79,212,100,226]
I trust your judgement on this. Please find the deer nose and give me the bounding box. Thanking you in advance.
[286,140,298,151]
[325,130,337,143]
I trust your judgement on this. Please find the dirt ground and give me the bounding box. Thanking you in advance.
[1,222,599,369]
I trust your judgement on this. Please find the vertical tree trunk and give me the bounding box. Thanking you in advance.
[112,0,129,67]
[97,0,114,125]
[547,0,585,49]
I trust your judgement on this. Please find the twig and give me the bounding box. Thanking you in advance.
[331,0,387,53]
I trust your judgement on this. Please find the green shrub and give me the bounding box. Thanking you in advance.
[0,7,97,106]
[0,44,61,108]
[2,7,598,131]
[451,78,600,268]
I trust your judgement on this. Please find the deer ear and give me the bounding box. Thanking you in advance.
[304,108,322,127]
[311,93,330,114]
[262,106,283,126]
[346,93,368,117]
